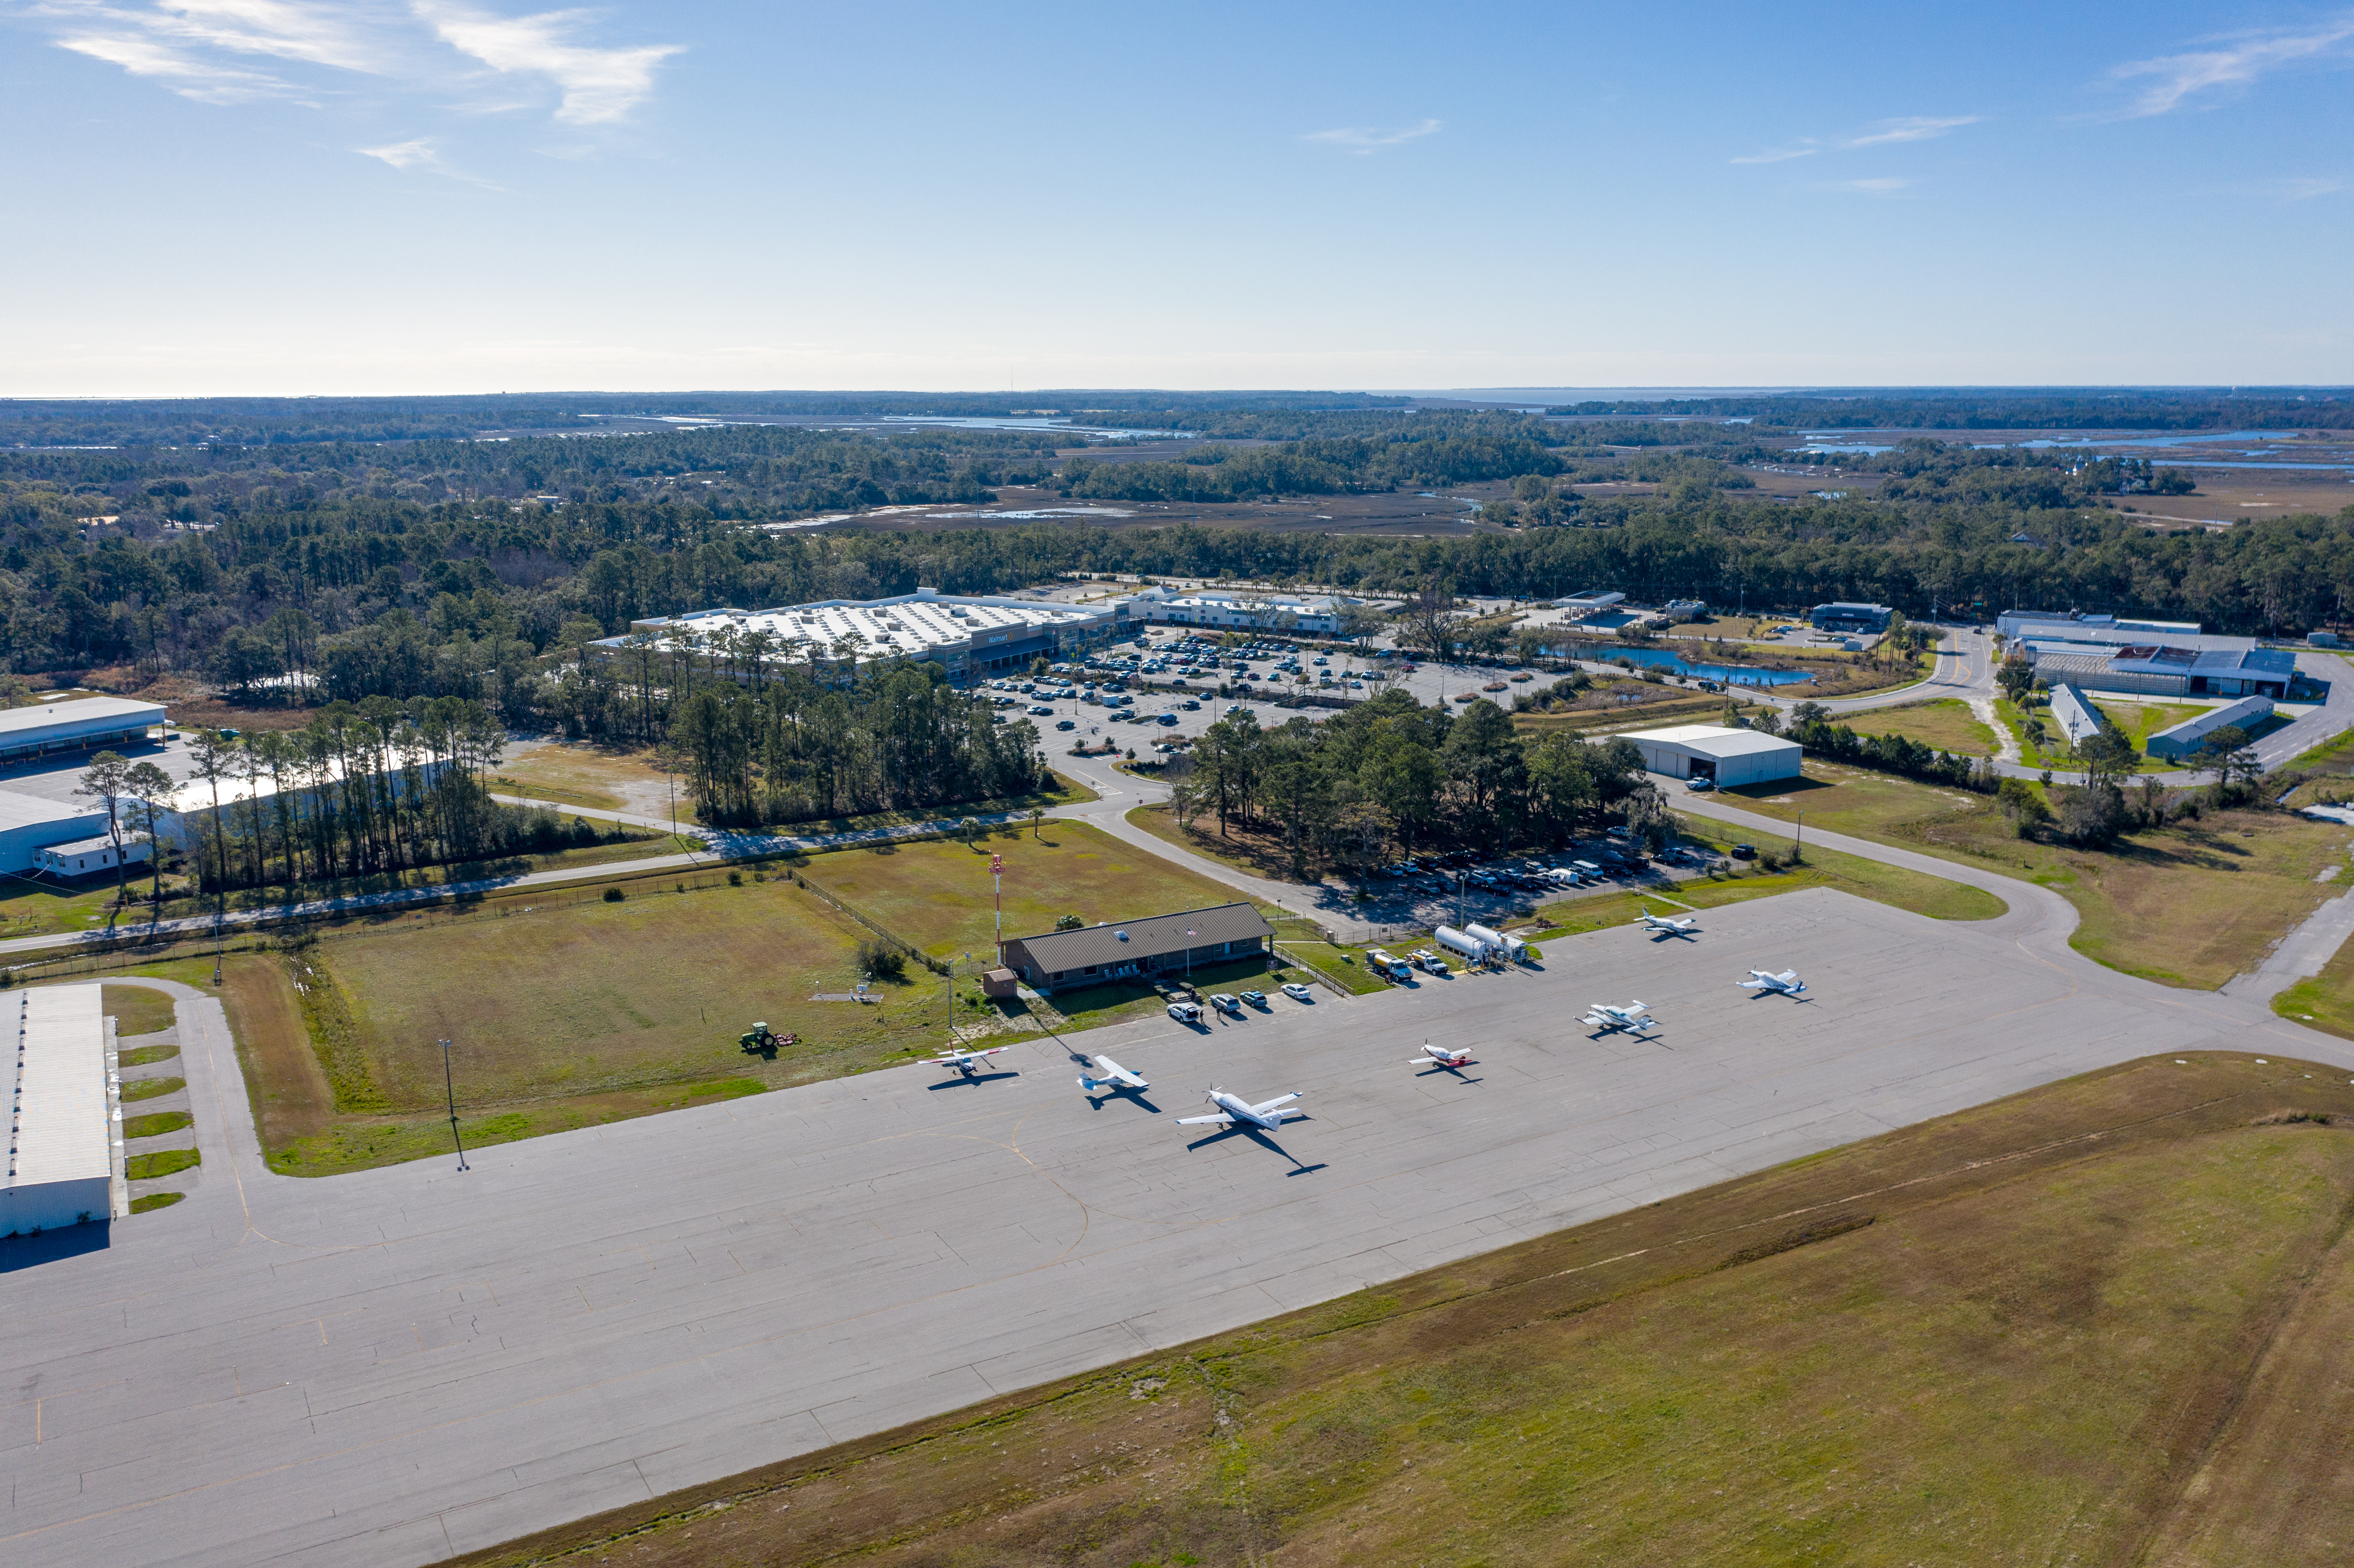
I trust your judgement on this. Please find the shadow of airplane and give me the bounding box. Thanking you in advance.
[1185,1120,1324,1174]
[1411,1065,1484,1083]
[927,1070,1021,1089]
[1084,1089,1164,1114]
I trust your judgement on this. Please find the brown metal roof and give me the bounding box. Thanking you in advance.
[1007,902,1273,974]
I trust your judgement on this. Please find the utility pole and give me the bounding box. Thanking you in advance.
[991,854,1004,965]
[439,1038,470,1172]
[1794,809,1804,865]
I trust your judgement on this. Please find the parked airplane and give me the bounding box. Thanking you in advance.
[1582,1000,1655,1033]
[1409,1041,1476,1070]
[1078,1055,1150,1094]
[1178,1085,1306,1131]
[1740,969,1807,996]
[1640,910,1699,936]
[923,1044,1011,1075]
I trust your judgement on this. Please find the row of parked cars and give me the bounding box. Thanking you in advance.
[1373,840,1722,897]
[1163,980,1317,1023]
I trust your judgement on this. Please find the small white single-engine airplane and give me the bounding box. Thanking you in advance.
[1409,1041,1476,1070]
[1582,1000,1656,1033]
[923,1044,1011,1076]
[1077,1055,1149,1094]
[1639,910,1700,937]
[1739,968,1807,996]
[1178,1085,1306,1131]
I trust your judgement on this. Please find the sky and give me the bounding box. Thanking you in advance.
[3,1,2352,396]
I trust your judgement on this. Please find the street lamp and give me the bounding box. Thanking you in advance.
[439,1037,470,1172]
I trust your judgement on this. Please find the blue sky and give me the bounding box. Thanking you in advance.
[3,2,2351,395]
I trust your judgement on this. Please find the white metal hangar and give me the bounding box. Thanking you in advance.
[3,983,126,1236]
[1623,723,1803,786]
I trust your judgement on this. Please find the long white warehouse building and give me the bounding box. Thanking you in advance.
[2,984,125,1236]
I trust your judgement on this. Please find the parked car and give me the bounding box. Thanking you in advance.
[1168,1001,1203,1023]
[1685,776,1716,791]
[1730,843,1757,860]
[1239,989,1268,1008]
[1210,992,1242,1014]
[1280,981,1314,1002]
[1056,719,1076,730]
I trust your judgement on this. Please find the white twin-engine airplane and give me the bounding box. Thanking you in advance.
[1740,969,1807,996]
[1640,910,1699,936]
[1077,1055,1149,1094]
[923,1044,1011,1075]
[1178,1085,1306,1131]
[1582,1000,1655,1033]
[1409,1041,1476,1070]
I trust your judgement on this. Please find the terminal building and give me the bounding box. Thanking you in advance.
[2002,611,2297,699]
[999,902,1274,994]
[2,984,126,1236]
[1622,724,1803,787]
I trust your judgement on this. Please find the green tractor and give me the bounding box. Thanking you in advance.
[739,1020,796,1053]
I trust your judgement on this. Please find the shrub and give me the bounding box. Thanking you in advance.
[727,869,743,886]
[602,887,624,902]
[1055,913,1085,931]
[857,939,907,981]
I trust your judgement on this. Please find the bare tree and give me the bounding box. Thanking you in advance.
[73,750,133,920]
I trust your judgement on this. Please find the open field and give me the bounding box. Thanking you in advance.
[102,980,177,1035]
[450,1052,2354,1568]
[112,867,945,1176]
[84,820,1238,1177]
[1845,696,1997,756]
[795,817,1242,960]
[1717,764,2353,987]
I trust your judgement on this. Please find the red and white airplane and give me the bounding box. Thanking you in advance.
[1408,1041,1476,1070]
[923,1044,1011,1076]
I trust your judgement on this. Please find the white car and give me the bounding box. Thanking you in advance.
[1280,982,1314,1002]
[1167,1001,1203,1024]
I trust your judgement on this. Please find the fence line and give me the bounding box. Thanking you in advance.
[790,871,953,977]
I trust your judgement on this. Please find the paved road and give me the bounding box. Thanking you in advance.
[12,858,2354,1567]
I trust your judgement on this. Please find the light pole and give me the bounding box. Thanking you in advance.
[439,1037,469,1172]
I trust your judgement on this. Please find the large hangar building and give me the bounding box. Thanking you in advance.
[600,589,1122,684]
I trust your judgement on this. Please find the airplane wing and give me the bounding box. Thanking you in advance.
[1775,971,1800,985]
[1737,977,1768,989]
[1250,1092,1300,1116]
[1177,1112,1235,1126]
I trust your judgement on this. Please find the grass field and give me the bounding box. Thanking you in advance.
[91,821,1242,1177]
[1125,801,1326,882]
[102,982,177,1036]
[797,818,1244,961]
[451,1054,2354,1568]
[1714,765,2352,987]
[125,1148,199,1181]
[1845,697,1997,756]
[118,1042,179,1067]
[120,1075,183,1102]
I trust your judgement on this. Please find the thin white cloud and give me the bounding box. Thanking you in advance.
[51,25,303,103]
[415,3,684,124]
[2272,175,2345,201]
[29,0,682,125]
[1732,140,1818,165]
[358,136,438,169]
[1734,114,1977,164]
[2105,16,2354,117]
[1305,118,1442,154]
[1840,115,1978,148]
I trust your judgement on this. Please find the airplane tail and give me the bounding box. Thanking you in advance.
[1078,1075,1104,1092]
